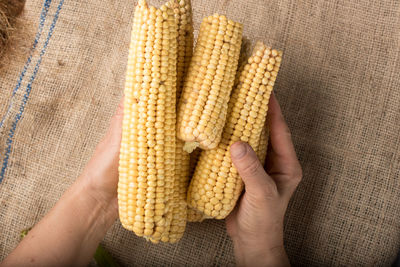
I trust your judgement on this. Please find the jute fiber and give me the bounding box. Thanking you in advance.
[0,0,399,265]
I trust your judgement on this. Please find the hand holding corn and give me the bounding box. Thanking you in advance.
[1,100,123,266]
[118,0,299,242]
[111,0,305,250]
[226,93,302,267]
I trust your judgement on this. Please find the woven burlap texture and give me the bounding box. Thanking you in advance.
[1,0,399,266]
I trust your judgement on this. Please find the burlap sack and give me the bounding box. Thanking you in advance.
[1,0,399,265]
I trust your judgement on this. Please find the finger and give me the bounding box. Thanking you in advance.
[230,142,278,198]
[109,96,124,134]
[101,96,124,150]
[267,93,297,162]
[267,93,302,193]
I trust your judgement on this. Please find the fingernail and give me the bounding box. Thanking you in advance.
[230,142,247,159]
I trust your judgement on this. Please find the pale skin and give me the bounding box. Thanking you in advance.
[1,93,302,267]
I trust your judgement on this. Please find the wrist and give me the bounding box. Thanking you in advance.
[232,238,289,267]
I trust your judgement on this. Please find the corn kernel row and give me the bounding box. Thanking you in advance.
[256,120,269,166]
[166,0,193,242]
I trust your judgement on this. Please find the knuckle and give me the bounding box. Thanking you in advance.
[261,185,278,199]
[284,125,292,138]
[246,194,268,209]
[115,99,124,117]
[249,184,277,202]
[241,157,261,177]
[112,113,122,123]
[292,167,303,185]
[116,105,124,117]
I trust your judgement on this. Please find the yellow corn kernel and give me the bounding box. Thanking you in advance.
[187,42,282,219]
[256,120,269,166]
[118,0,177,243]
[177,14,243,152]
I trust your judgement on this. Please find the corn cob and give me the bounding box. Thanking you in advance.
[256,120,269,166]
[165,0,193,243]
[187,42,282,219]
[177,14,243,153]
[118,0,178,243]
[187,57,270,223]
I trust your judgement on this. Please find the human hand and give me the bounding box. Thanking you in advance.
[79,98,124,221]
[226,93,302,267]
[1,99,124,267]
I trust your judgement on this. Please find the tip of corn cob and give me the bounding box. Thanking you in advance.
[187,207,212,222]
[138,0,147,8]
[183,141,200,153]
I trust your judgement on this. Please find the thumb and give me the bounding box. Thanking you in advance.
[230,142,278,198]
[99,97,124,151]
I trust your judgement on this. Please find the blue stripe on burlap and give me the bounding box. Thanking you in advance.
[0,0,52,129]
[0,0,65,183]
